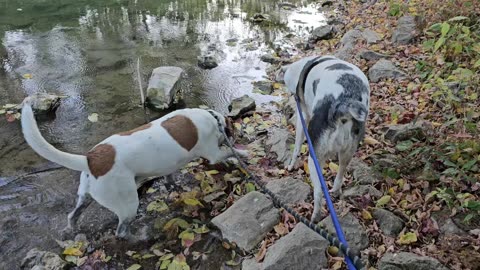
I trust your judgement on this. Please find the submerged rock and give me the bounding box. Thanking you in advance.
[197,53,218,69]
[211,191,279,251]
[21,248,67,270]
[22,93,62,115]
[250,13,270,23]
[228,95,256,118]
[378,252,449,270]
[146,66,184,110]
[368,59,407,83]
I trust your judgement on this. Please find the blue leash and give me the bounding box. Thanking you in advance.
[294,95,357,270]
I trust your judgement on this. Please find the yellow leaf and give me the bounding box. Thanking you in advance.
[273,82,282,89]
[243,117,251,124]
[146,200,168,212]
[163,218,190,231]
[245,126,255,134]
[23,73,33,79]
[303,161,309,174]
[142,254,156,259]
[234,123,242,130]
[63,247,83,256]
[127,264,142,270]
[194,173,205,181]
[388,187,395,196]
[146,188,157,194]
[3,104,17,109]
[331,260,343,270]
[398,232,417,245]
[376,195,391,207]
[362,209,372,220]
[328,162,339,173]
[0,109,5,114]
[364,136,380,145]
[183,198,203,207]
[206,170,219,175]
[88,113,98,122]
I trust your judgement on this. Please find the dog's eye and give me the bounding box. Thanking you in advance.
[341,119,348,124]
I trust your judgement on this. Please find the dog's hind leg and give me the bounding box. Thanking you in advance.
[66,172,91,232]
[309,155,326,223]
[330,150,352,195]
[287,106,306,171]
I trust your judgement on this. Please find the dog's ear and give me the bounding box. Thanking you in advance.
[224,116,234,138]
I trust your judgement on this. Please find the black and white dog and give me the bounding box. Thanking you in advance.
[284,55,370,222]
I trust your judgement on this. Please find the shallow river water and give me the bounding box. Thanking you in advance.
[0,0,325,268]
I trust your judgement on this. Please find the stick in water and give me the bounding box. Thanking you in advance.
[136,57,150,123]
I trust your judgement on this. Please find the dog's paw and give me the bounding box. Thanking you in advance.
[311,211,324,224]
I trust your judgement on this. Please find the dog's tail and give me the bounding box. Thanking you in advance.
[21,100,89,172]
[329,99,368,122]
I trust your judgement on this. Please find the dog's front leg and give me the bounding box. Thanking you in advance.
[330,151,352,196]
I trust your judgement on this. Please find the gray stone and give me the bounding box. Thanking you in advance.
[378,252,449,270]
[263,223,329,270]
[372,208,404,236]
[335,29,363,61]
[359,50,391,61]
[384,121,427,143]
[392,16,424,45]
[146,66,184,110]
[320,212,369,255]
[242,258,261,270]
[439,218,467,236]
[260,54,282,64]
[348,158,381,185]
[197,53,218,69]
[265,178,310,205]
[253,81,274,95]
[342,185,382,201]
[368,59,407,83]
[211,191,280,251]
[21,248,67,270]
[310,25,334,42]
[266,128,294,166]
[21,93,62,115]
[228,95,256,118]
[362,29,381,44]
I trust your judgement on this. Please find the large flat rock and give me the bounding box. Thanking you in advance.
[212,191,279,251]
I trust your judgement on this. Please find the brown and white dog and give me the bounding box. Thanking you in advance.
[21,99,247,238]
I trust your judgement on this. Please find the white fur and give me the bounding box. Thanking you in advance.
[21,102,247,238]
[285,56,370,222]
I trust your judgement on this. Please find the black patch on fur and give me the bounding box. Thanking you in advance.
[325,63,353,71]
[312,79,320,95]
[336,73,368,101]
[296,57,335,100]
[308,95,335,144]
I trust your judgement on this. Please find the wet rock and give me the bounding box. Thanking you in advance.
[362,29,381,44]
[262,223,329,270]
[335,29,363,61]
[342,185,382,201]
[260,54,282,65]
[368,59,407,83]
[265,178,310,205]
[372,208,404,236]
[253,81,274,95]
[320,212,369,255]
[266,128,294,166]
[378,252,449,270]
[384,121,427,143]
[211,191,279,251]
[146,66,184,110]
[359,50,391,61]
[21,248,67,270]
[348,158,381,185]
[250,13,270,23]
[21,93,61,115]
[392,16,425,45]
[228,95,256,118]
[197,53,218,69]
[309,25,334,42]
[278,2,297,9]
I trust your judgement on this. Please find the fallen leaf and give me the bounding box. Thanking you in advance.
[361,209,373,220]
[273,223,289,236]
[328,162,339,173]
[183,198,204,207]
[126,264,142,270]
[398,232,417,245]
[147,200,169,212]
[88,113,99,122]
[376,195,391,207]
[63,247,83,256]
[22,73,33,79]
[364,136,380,145]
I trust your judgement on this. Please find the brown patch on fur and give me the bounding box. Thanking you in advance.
[161,115,198,151]
[87,144,116,178]
[118,123,152,136]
